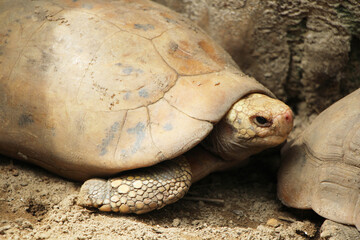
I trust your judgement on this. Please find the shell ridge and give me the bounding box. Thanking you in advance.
[163,98,212,124]
[150,37,179,75]
[150,26,177,41]
[146,106,166,161]
[113,110,128,160]
[302,142,326,167]
[343,120,360,167]
[177,69,223,78]
[318,180,358,190]
[303,137,347,165]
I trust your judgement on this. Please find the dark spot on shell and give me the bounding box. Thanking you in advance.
[99,122,120,156]
[126,122,146,154]
[134,24,155,31]
[123,67,133,75]
[18,114,34,127]
[164,17,177,24]
[27,58,36,65]
[123,92,130,100]
[169,42,178,52]
[138,89,149,98]
[122,66,143,75]
[160,12,177,24]
[163,123,173,131]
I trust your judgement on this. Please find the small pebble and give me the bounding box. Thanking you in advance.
[294,220,317,238]
[232,209,244,217]
[266,218,280,227]
[191,220,201,226]
[172,218,181,227]
[11,169,19,176]
[20,182,28,187]
[264,72,272,78]
[35,231,51,239]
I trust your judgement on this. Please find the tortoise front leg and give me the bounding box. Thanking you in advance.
[78,156,192,214]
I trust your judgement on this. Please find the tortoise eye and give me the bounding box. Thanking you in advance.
[253,116,272,127]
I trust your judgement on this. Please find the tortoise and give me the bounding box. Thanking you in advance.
[0,0,293,214]
[278,88,360,230]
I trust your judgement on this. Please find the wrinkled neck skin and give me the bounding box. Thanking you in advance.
[202,119,264,166]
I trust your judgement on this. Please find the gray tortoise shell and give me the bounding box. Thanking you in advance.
[279,88,360,228]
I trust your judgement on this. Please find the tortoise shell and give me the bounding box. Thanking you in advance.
[278,88,360,229]
[0,0,273,180]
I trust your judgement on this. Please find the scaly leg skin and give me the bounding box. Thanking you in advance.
[78,156,192,214]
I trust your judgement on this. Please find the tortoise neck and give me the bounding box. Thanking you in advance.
[202,119,263,163]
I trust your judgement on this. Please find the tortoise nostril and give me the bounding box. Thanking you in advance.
[284,110,293,123]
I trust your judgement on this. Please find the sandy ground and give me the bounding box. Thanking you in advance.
[0,147,327,240]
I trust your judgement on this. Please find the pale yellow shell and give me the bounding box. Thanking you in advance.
[0,0,272,180]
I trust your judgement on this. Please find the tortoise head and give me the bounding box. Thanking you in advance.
[203,93,293,162]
